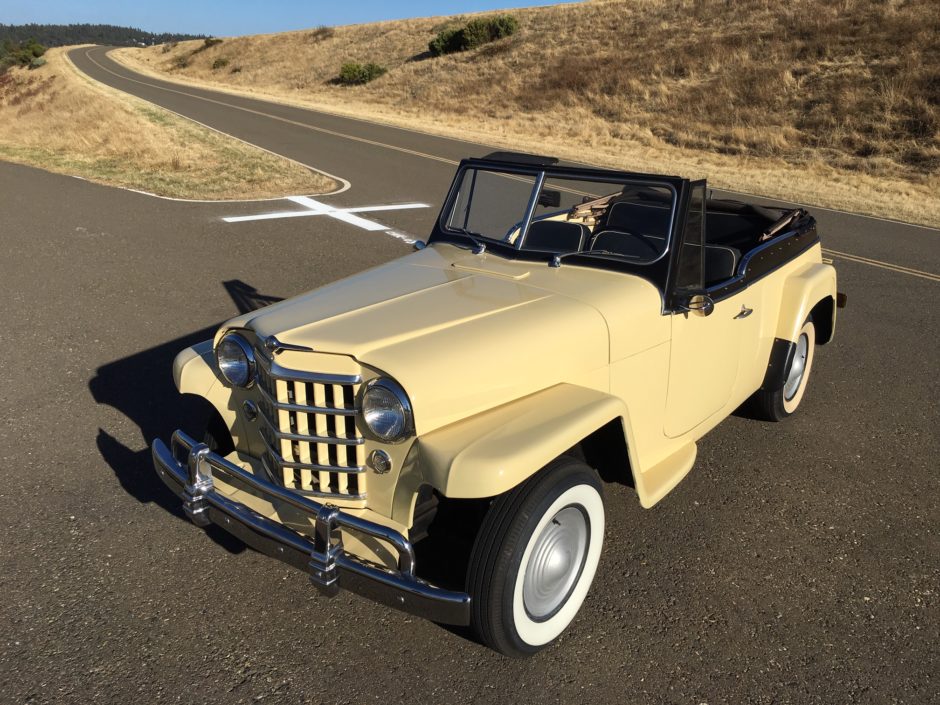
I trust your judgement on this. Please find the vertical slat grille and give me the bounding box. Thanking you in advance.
[255,352,365,501]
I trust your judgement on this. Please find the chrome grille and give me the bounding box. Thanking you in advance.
[254,351,366,500]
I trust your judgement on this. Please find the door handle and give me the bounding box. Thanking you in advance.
[733,305,753,319]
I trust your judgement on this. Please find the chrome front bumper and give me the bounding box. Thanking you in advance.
[151,430,470,625]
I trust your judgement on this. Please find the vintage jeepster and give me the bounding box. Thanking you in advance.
[152,153,842,656]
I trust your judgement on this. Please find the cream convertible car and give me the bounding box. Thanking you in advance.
[153,153,843,656]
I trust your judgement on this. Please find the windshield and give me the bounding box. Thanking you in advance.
[441,167,677,264]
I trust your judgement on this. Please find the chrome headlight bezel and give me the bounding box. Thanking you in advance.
[216,333,256,388]
[361,377,414,444]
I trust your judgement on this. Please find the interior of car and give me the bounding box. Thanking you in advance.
[521,186,797,287]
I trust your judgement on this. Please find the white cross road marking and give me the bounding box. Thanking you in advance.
[286,196,386,231]
[222,196,430,231]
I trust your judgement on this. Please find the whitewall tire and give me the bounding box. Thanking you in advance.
[752,316,816,421]
[467,457,605,657]
[781,318,816,415]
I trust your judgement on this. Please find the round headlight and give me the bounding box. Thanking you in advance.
[362,378,413,443]
[216,334,255,388]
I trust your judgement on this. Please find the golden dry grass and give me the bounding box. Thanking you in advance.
[116,0,940,226]
[0,47,337,199]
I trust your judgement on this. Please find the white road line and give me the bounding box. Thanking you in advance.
[78,47,940,275]
[384,230,419,245]
[287,196,388,231]
[342,203,433,214]
[222,197,430,240]
[222,209,330,223]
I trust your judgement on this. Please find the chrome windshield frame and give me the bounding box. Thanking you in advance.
[433,160,681,268]
[514,171,546,250]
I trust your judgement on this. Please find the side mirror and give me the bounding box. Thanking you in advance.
[678,293,714,317]
[537,189,562,208]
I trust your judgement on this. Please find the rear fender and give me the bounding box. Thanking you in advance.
[775,262,838,344]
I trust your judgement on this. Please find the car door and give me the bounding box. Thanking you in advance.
[664,181,751,438]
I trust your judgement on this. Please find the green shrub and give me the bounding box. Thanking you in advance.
[462,19,497,50]
[489,15,520,39]
[0,39,47,74]
[428,27,464,56]
[428,15,518,56]
[336,61,387,85]
[174,55,189,69]
[309,26,335,42]
[191,37,223,55]
[212,57,229,70]
[28,56,47,69]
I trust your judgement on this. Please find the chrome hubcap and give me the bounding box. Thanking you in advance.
[523,506,589,620]
[784,333,809,401]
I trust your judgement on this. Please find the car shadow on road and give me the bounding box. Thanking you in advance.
[89,279,283,553]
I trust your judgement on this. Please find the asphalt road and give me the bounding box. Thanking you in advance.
[0,45,936,704]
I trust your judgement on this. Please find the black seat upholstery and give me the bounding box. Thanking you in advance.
[602,200,673,238]
[589,229,741,282]
[590,230,661,259]
[522,220,590,252]
[704,244,740,284]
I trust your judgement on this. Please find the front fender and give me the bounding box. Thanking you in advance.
[416,383,628,499]
[775,261,837,343]
[173,339,216,395]
[173,340,249,449]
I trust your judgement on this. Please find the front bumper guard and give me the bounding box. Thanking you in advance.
[151,430,470,626]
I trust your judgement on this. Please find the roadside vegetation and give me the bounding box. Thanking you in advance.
[0,39,46,73]
[336,61,387,85]
[0,22,205,48]
[115,0,940,225]
[0,48,337,199]
[428,15,518,56]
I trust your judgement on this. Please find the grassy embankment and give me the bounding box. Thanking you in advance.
[116,0,939,226]
[0,47,337,199]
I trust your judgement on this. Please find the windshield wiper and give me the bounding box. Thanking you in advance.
[449,226,487,254]
[549,249,622,267]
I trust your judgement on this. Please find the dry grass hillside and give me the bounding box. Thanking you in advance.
[0,47,337,199]
[118,0,940,225]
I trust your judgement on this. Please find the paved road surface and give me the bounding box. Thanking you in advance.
[0,45,936,705]
[69,47,940,277]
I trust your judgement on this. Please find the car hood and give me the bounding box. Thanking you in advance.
[224,245,661,433]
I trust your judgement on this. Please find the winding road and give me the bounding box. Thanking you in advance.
[70,46,940,279]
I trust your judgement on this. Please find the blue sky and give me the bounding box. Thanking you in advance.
[1,1,577,37]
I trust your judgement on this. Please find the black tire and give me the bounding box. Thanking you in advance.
[467,457,605,657]
[752,316,816,421]
[202,408,235,455]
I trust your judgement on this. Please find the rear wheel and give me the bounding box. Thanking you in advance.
[467,457,605,657]
[753,317,816,421]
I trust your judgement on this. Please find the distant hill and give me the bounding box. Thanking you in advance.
[0,23,205,48]
[116,0,939,227]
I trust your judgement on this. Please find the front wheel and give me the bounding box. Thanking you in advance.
[202,407,235,455]
[467,457,605,657]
